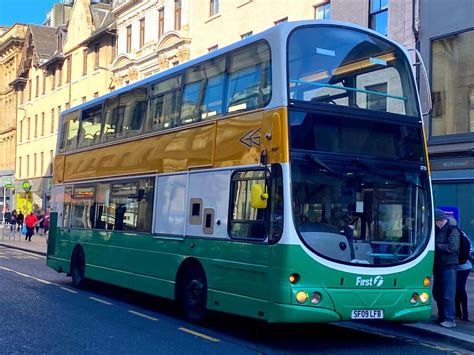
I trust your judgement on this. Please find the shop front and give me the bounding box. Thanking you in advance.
[431,157,474,239]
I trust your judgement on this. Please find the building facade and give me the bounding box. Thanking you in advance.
[0,24,27,217]
[188,0,417,59]
[419,0,474,238]
[110,0,191,89]
[10,0,115,212]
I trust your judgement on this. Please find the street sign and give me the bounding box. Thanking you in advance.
[22,181,32,192]
[4,183,14,189]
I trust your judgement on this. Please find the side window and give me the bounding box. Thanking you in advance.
[201,58,226,119]
[119,87,148,138]
[59,110,80,152]
[180,57,226,124]
[102,96,121,143]
[149,76,181,131]
[226,42,272,113]
[70,185,96,229]
[229,170,268,240]
[95,182,110,230]
[108,178,155,232]
[77,105,102,149]
[63,186,73,228]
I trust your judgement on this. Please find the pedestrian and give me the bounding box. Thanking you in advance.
[17,211,24,232]
[42,208,51,244]
[24,211,38,242]
[35,210,43,235]
[448,217,472,322]
[432,208,460,328]
[9,210,17,232]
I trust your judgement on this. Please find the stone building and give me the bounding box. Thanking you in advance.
[0,24,27,217]
[10,0,115,211]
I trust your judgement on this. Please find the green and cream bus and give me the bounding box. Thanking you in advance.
[47,20,433,323]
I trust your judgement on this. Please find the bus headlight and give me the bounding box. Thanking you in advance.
[310,292,322,305]
[296,291,308,304]
[419,292,429,303]
[423,277,430,287]
[410,293,419,304]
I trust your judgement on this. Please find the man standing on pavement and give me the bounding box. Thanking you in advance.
[433,208,460,328]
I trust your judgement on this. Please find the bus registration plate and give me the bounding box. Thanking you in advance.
[351,310,384,319]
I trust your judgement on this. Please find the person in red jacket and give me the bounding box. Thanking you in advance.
[24,211,38,242]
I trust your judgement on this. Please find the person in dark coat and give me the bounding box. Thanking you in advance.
[17,211,24,232]
[432,208,460,328]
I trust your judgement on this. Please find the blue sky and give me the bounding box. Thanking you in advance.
[0,0,59,27]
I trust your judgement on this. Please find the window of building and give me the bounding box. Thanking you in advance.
[366,83,387,111]
[33,153,37,177]
[42,72,46,95]
[28,79,32,101]
[51,108,55,134]
[274,17,288,26]
[40,152,44,175]
[432,29,474,137]
[93,91,99,98]
[66,57,71,84]
[58,64,62,87]
[26,155,30,177]
[34,115,38,138]
[83,49,88,76]
[51,69,56,91]
[208,45,218,52]
[175,0,181,30]
[20,89,24,105]
[229,170,268,240]
[158,8,165,38]
[27,117,30,140]
[210,0,219,16]
[35,75,39,97]
[19,120,23,142]
[111,37,117,62]
[314,2,331,20]
[139,18,145,48]
[18,156,22,178]
[82,96,87,103]
[241,31,253,39]
[94,43,100,69]
[41,112,45,136]
[50,150,54,175]
[126,25,132,52]
[369,0,388,36]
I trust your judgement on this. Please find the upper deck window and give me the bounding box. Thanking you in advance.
[288,26,419,117]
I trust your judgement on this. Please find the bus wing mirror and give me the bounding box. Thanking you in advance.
[408,48,432,117]
[251,184,269,209]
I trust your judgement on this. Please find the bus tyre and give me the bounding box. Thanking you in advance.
[71,248,86,289]
[182,268,207,322]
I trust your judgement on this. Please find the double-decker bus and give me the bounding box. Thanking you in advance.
[47,20,433,323]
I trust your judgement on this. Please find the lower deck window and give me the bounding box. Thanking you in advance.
[62,177,155,232]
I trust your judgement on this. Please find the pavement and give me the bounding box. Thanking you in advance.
[1,225,473,350]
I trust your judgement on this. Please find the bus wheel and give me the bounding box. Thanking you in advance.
[182,268,207,322]
[71,248,86,289]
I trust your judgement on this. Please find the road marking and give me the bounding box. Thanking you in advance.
[0,266,13,271]
[178,327,220,343]
[60,286,78,294]
[89,297,113,305]
[0,265,52,284]
[128,310,158,321]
